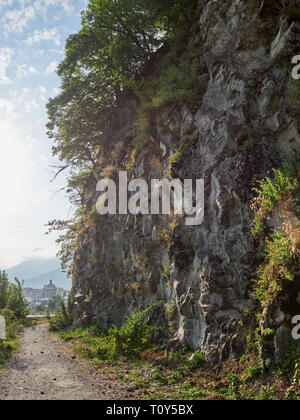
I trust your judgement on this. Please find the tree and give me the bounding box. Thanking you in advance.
[48,295,63,312]
[46,0,198,178]
[0,272,9,310]
[7,278,29,321]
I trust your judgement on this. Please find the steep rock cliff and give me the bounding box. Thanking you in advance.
[72,0,300,363]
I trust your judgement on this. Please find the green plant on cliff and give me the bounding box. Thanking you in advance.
[134,25,202,110]
[253,231,296,307]
[169,134,198,166]
[251,159,300,311]
[252,168,297,237]
[249,161,300,374]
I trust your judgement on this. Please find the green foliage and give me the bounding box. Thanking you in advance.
[0,272,28,369]
[219,373,242,399]
[169,135,198,166]
[0,272,9,310]
[60,303,161,360]
[283,341,300,391]
[6,278,29,321]
[187,352,206,370]
[48,295,64,312]
[252,165,299,237]
[46,219,79,274]
[58,324,300,400]
[0,273,28,322]
[135,32,201,110]
[47,0,200,174]
[254,168,296,213]
[105,302,161,358]
[0,339,19,369]
[244,365,264,381]
[253,231,297,308]
[227,373,242,387]
[252,161,300,312]
[49,292,75,332]
[247,329,263,354]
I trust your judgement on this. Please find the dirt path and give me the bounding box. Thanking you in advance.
[0,324,135,400]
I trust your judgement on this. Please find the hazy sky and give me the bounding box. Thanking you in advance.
[0,0,88,268]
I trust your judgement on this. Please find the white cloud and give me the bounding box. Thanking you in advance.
[37,86,46,94]
[33,0,74,16]
[16,63,38,79]
[0,47,14,84]
[0,0,11,8]
[3,5,36,33]
[45,60,58,75]
[36,86,47,102]
[1,0,77,33]
[60,0,74,14]
[25,27,61,46]
[24,99,39,112]
[0,0,13,12]
[0,97,15,116]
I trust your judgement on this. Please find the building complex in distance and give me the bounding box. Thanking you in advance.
[22,280,64,308]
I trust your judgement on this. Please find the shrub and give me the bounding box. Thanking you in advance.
[283,341,300,390]
[169,135,198,166]
[252,162,300,310]
[0,340,19,368]
[49,292,75,332]
[253,231,296,307]
[0,273,28,369]
[187,352,205,370]
[106,302,161,358]
[252,169,296,236]
[61,303,162,361]
[252,167,299,237]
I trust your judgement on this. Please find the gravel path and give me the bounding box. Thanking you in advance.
[0,324,135,400]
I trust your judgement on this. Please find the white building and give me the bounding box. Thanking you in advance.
[23,280,58,306]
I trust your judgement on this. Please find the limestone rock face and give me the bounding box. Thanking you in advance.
[72,0,300,362]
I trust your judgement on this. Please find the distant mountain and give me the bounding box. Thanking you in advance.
[6,258,71,291]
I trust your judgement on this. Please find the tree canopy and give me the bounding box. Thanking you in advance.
[46,0,199,178]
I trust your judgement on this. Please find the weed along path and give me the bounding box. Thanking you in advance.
[0,324,135,400]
